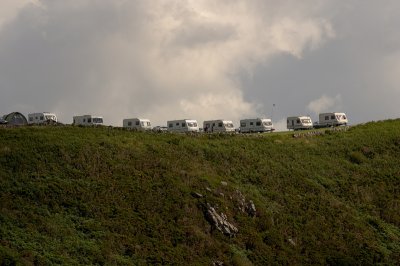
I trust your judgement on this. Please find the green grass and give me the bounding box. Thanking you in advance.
[0,120,399,265]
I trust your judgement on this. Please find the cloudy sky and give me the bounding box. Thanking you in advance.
[1,0,399,130]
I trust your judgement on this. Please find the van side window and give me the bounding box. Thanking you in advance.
[83,119,86,122]
[88,118,92,123]
[297,119,300,124]
[40,116,44,120]
[218,122,223,127]
[250,122,254,126]
[128,121,132,126]
[331,115,335,119]
[176,123,179,126]
[182,123,186,127]
[325,116,329,120]
[256,121,261,126]
[29,117,33,121]
[136,121,140,125]
[240,122,246,127]
[169,123,173,127]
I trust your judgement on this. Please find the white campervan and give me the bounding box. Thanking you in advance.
[167,119,199,133]
[123,118,151,131]
[240,118,274,133]
[316,112,348,127]
[28,112,58,124]
[203,120,235,133]
[73,115,103,126]
[287,116,313,130]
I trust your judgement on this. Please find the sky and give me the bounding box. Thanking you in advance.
[1,0,399,130]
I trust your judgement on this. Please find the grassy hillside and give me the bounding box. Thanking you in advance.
[0,120,399,265]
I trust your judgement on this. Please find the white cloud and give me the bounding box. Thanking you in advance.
[307,94,342,115]
[0,1,335,126]
[273,118,288,132]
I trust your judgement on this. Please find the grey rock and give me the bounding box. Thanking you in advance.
[246,200,257,217]
[288,238,296,246]
[191,192,203,198]
[205,203,238,237]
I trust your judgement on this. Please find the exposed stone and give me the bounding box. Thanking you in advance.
[220,181,228,186]
[219,192,224,198]
[206,187,212,192]
[287,238,296,246]
[235,190,256,217]
[246,200,257,217]
[205,203,238,237]
[191,192,203,198]
[213,260,224,266]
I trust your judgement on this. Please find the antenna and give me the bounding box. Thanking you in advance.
[271,103,275,122]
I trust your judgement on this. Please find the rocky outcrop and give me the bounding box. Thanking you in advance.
[235,190,256,217]
[205,203,238,237]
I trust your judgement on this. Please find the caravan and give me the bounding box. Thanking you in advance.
[73,115,103,126]
[167,119,199,132]
[203,120,235,133]
[28,112,58,124]
[287,116,313,130]
[123,118,152,131]
[315,112,348,128]
[240,118,274,133]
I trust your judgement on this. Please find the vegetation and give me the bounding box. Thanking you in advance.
[0,120,399,265]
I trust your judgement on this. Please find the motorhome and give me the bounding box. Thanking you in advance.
[167,119,199,132]
[239,118,274,133]
[28,112,58,124]
[287,116,313,130]
[315,112,348,128]
[73,115,103,126]
[123,118,152,131]
[203,120,235,133]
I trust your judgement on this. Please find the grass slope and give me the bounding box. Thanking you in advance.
[0,120,399,265]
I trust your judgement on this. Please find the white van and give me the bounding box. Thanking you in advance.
[203,120,235,133]
[316,112,348,127]
[73,115,103,126]
[28,112,58,124]
[123,118,152,131]
[240,118,274,133]
[167,119,199,133]
[287,116,313,130]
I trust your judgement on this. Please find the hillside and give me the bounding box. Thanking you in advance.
[0,121,399,265]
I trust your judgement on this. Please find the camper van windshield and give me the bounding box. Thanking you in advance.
[263,122,272,126]
[45,115,55,121]
[187,122,197,127]
[301,119,311,124]
[93,118,103,123]
[225,123,234,128]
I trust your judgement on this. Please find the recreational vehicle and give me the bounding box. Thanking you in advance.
[167,119,199,133]
[315,112,348,128]
[287,116,313,130]
[239,118,274,133]
[123,118,152,131]
[28,112,58,124]
[73,115,103,126]
[203,120,235,133]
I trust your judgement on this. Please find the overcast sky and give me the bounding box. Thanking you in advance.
[1,0,399,130]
